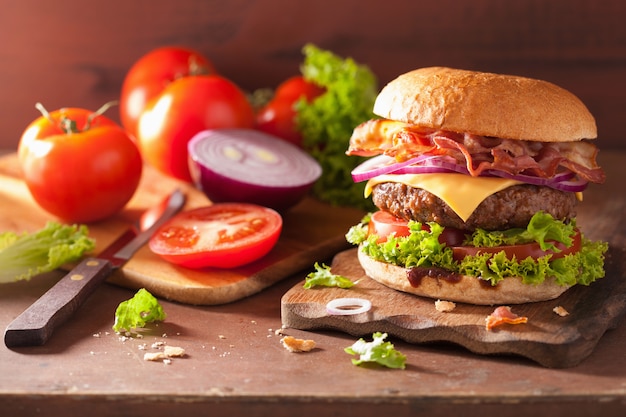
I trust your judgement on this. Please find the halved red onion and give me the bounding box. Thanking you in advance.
[188,129,322,211]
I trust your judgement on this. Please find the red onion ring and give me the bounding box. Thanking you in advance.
[351,154,587,192]
[326,298,372,316]
[484,169,587,191]
[351,154,456,182]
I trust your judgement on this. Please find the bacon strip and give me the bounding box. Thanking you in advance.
[347,119,606,184]
[485,306,528,331]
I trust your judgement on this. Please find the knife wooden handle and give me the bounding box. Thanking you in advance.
[4,258,114,348]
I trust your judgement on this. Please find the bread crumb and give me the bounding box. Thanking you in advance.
[144,351,167,361]
[143,346,186,361]
[553,306,570,317]
[280,336,316,353]
[435,299,456,312]
[164,345,186,357]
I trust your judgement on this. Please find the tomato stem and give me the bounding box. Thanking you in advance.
[84,100,119,130]
[35,102,52,122]
[35,101,119,134]
[188,55,209,76]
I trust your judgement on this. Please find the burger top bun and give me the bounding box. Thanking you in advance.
[373,66,597,143]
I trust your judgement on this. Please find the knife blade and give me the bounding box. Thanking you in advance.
[4,189,186,348]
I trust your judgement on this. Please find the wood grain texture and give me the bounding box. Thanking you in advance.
[0,153,364,305]
[4,257,115,347]
[0,151,624,416]
[281,247,626,368]
[1,0,625,150]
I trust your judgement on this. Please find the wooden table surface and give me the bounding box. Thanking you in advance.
[1,150,625,417]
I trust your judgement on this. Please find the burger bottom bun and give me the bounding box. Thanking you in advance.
[357,248,570,305]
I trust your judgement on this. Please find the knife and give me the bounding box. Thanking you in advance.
[4,189,186,348]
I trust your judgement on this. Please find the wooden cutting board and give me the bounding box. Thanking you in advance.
[281,247,626,368]
[0,153,364,305]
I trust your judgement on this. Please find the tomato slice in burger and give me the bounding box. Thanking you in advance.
[149,203,282,269]
[368,210,465,246]
[368,210,581,261]
[368,211,412,242]
[451,229,582,262]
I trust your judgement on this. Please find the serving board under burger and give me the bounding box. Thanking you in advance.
[281,151,626,368]
[282,245,625,368]
[0,153,363,305]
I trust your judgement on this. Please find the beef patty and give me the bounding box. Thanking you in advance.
[371,182,577,231]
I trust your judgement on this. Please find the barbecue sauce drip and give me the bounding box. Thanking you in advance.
[407,267,461,287]
[407,267,498,289]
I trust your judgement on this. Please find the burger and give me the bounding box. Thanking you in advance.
[345,67,608,305]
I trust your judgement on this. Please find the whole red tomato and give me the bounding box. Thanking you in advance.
[18,104,143,223]
[274,75,326,103]
[136,74,255,182]
[120,46,216,139]
[256,76,325,147]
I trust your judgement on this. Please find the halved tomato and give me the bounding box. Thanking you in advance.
[149,203,282,269]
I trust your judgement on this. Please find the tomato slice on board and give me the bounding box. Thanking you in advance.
[149,203,282,269]
[367,210,580,261]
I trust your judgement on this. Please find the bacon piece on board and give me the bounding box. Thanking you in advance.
[485,306,528,331]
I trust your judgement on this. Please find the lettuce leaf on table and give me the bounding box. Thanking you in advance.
[0,222,95,283]
[112,288,166,334]
[345,332,407,369]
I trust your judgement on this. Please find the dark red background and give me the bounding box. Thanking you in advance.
[1,0,623,150]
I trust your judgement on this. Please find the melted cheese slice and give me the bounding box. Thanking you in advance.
[365,173,522,222]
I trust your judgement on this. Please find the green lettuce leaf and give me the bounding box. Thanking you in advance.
[113,288,166,333]
[349,212,608,287]
[466,211,575,251]
[297,43,378,210]
[303,262,354,289]
[345,332,406,369]
[0,222,95,283]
